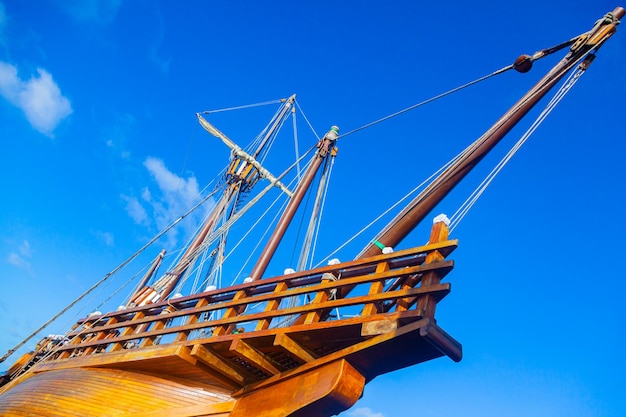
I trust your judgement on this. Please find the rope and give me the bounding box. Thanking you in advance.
[292,108,302,181]
[199,98,285,114]
[294,100,321,141]
[314,155,459,268]
[307,156,336,270]
[337,65,514,140]
[449,64,587,232]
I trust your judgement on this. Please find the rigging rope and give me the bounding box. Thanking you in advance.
[199,98,285,114]
[292,107,302,181]
[295,100,321,141]
[317,55,591,265]
[306,155,336,270]
[449,62,587,232]
[314,155,459,268]
[337,65,514,140]
[336,35,579,141]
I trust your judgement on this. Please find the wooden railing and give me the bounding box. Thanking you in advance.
[47,239,457,361]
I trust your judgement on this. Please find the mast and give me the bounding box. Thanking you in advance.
[249,126,339,281]
[134,96,298,303]
[358,7,624,259]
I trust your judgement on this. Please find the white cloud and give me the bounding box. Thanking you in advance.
[0,62,72,136]
[121,193,149,226]
[346,407,385,417]
[144,157,203,216]
[143,157,205,248]
[148,10,171,75]
[102,112,136,158]
[7,239,33,274]
[7,252,31,274]
[122,158,212,249]
[18,240,31,257]
[93,230,115,247]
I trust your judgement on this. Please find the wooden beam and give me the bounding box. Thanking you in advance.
[273,333,317,363]
[109,311,145,352]
[230,339,280,375]
[256,282,289,331]
[232,318,432,397]
[416,218,449,319]
[190,344,246,386]
[176,298,210,342]
[362,261,389,316]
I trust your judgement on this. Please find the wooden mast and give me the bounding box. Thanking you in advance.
[358,6,624,259]
[137,96,298,302]
[249,126,339,281]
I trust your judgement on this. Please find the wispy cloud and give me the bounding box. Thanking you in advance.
[7,240,33,274]
[347,407,385,417]
[144,157,202,213]
[103,112,136,158]
[59,0,122,25]
[124,157,210,248]
[92,230,115,247]
[121,193,149,226]
[0,62,72,136]
[148,10,171,75]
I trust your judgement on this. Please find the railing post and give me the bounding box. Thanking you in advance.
[175,297,211,341]
[255,282,289,331]
[416,214,450,320]
[361,261,390,316]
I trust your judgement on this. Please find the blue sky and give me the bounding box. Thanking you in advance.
[1,1,625,417]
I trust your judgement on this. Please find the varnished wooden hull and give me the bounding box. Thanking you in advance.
[0,360,365,417]
[0,242,461,416]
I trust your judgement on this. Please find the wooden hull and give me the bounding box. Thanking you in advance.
[0,359,363,417]
[0,242,461,416]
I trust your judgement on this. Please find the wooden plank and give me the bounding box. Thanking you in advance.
[229,339,280,375]
[273,333,317,363]
[0,366,233,416]
[190,344,246,386]
[140,401,236,417]
[361,319,398,336]
[35,344,183,372]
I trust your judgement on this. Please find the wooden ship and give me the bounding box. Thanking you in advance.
[0,7,622,416]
